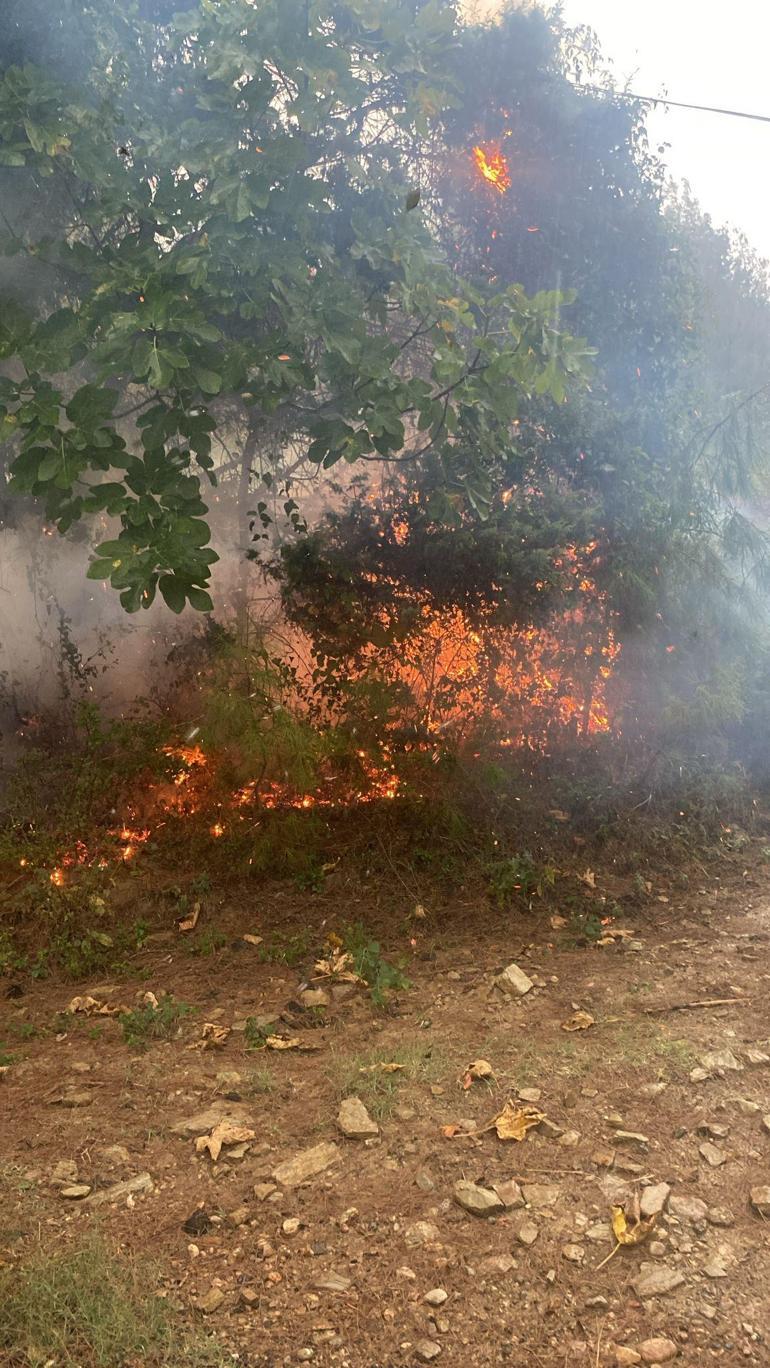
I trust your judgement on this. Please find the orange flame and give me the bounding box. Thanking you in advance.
[472,144,511,194]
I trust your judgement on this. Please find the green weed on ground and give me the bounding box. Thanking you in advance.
[119,995,192,1049]
[0,1235,228,1367]
[328,1041,447,1120]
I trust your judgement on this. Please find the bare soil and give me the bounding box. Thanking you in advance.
[2,847,770,1367]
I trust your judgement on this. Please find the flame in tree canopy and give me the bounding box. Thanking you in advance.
[472,143,511,194]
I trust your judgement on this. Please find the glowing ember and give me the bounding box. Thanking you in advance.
[210,822,225,837]
[50,867,64,886]
[472,143,511,194]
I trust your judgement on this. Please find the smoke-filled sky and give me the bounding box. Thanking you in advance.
[474,1,770,260]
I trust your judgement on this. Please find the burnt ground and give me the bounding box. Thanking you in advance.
[1,846,770,1367]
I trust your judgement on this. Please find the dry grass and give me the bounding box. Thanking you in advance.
[327,1040,450,1120]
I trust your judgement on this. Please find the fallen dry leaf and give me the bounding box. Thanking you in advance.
[195,1120,256,1163]
[560,1010,595,1032]
[264,1035,301,1051]
[67,995,123,1017]
[242,934,263,947]
[549,915,568,930]
[490,1100,544,1141]
[442,1123,462,1138]
[189,1022,231,1051]
[580,868,596,889]
[549,808,570,822]
[313,948,361,983]
[141,991,159,1009]
[610,1202,656,1246]
[359,1062,405,1076]
[462,1058,494,1089]
[177,900,200,933]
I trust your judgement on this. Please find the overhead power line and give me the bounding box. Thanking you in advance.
[580,86,770,127]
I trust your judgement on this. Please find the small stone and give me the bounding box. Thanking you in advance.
[337,1097,379,1139]
[699,1049,743,1074]
[699,1142,727,1167]
[314,1273,352,1292]
[57,1090,94,1108]
[562,1243,584,1263]
[51,1160,79,1187]
[60,1184,91,1199]
[299,988,330,1009]
[171,1102,251,1137]
[415,1169,435,1193]
[282,1218,301,1235]
[405,1221,441,1247]
[98,1144,131,1166]
[648,1241,667,1258]
[394,1104,417,1121]
[632,1263,686,1298]
[254,1182,277,1201]
[495,963,534,996]
[424,1288,448,1306]
[702,1257,728,1279]
[707,1206,735,1227]
[592,1148,615,1167]
[614,1350,642,1367]
[492,1179,524,1209]
[613,1130,649,1149]
[215,1070,242,1091]
[640,1339,678,1364]
[745,1048,770,1066]
[453,1180,504,1216]
[518,1086,542,1103]
[640,1082,667,1098]
[640,1183,671,1219]
[515,1218,539,1246]
[585,1295,608,1310]
[750,1185,770,1216]
[415,1342,441,1362]
[228,1206,249,1227]
[522,1183,560,1208]
[297,1350,315,1362]
[697,1122,729,1139]
[762,1114,770,1135]
[559,1129,581,1148]
[668,1194,708,1226]
[240,1286,259,1307]
[735,1097,760,1116]
[479,1254,517,1274]
[689,1068,709,1083]
[586,1222,613,1243]
[195,1287,225,1314]
[273,1141,341,1188]
[86,1172,153,1206]
[614,1157,644,1175]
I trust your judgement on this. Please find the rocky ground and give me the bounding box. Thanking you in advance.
[1,852,770,1366]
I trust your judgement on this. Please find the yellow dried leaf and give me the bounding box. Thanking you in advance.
[610,1203,656,1246]
[359,1062,405,1075]
[142,991,159,1009]
[177,900,200,933]
[242,934,263,946]
[195,1121,256,1163]
[67,995,123,1017]
[560,1010,595,1032]
[442,1123,461,1138]
[313,948,360,982]
[462,1058,494,1089]
[492,1100,544,1141]
[189,1022,231,1051]
[549,915,567,930]
[264,1035,300,1051]
[580,868,596,889]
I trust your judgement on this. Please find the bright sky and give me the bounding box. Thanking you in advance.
[557,0,770,259]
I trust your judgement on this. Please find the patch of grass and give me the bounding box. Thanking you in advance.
[0,1044,15,1067]
[244,1063,276,1094]
[0,1235,227,1367]
[328,1041,446,1121]
[342,923,410,1007]
[6,1020,38,1040]
[243,1017,270,1051]
[486,852,557,908]
[257,929,312,966]
[118,995,192,1050]
[186,928,227,958]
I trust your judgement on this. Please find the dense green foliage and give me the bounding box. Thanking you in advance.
[0,0,591,611]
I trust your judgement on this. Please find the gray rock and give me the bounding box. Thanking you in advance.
[415,1342,441,1362]
[699,1049,743,1074]
[639,1082,667,1099]
[50,1160,79,1187]
[337,1097,378,1139]
[745,1047,770,1066]
[492,1179,524,1209]
[668,1194,708,1226]
[254,1182,277,1201]
[586,1221,613,1243]
[195,1287,225,1314]
[562,1243,584,1263]
[750,1185,770,1216]
[613,1130,649,1149]
[479,1253,517,1274]
[640,1183,671,1219]
[699,1142,727,1168]
[613,1347,641,1365]
[299,988,330,1009]
[57,1090,94,1108]
[518,1086,542,1103]
[60,1184,91,1199]
[453,1180,504,1216]
[762,1114,770,1135]
[632,1263,686,1299]
[706,1206,735,1227]
[98,1144,131,1166]
[495,963,534,996]
[559,1129,581,1148]
[522,1183,560,1208]
[405,1220,441,1247]
[314,1273,352,1292]
[735,1097,760,1115]
[85,1172,154,1206]
[273,1142,341,1188]
[393,1104,417,1121]
[515,1218,539,1246]
[702,1257,728,1279]
[415,1168,435,1193]
[640,1338,678,1363]
[423,1288,448,1306]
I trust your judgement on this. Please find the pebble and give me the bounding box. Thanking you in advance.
[522,1183,560,1208]
[405,1221,441,1247]
[703,1257,729,1279]
[50,1160,79,1187]
[254,1182,277,1201]
[640,1338,678,1363]
[613,1130,649,1149]
[282,1218,301,1236]
[668,1194,708,1227]
[60,1184,91,1199]
[632,1263,686,1298]
[640,1183,671,1218]
[614,1348,642,1366]
[195,1287,225,1314]
[585,1295,608,1310]
[423,1288,448,1306]
[699,1142,727,1167]
[515,1218,539,1246]
[299,988,330,1009]
[453,1180,504,1216]
[699,1049,743,1074]
[745,1048,770,1066]
[586,1222,613,1243]
[762,1114,770,1135]
[85,1172,153,1206]
[394,1104,417,1121]
[735,1098,760,1116]
[495,963,534,996]
[518,1087,542,1103]
[273,1141,340,1188]
[750,1185,770,1216]
[479,1253,517,1274]
[415,1342,441,1362]
[415,1169,436,1193]
[337,1097,379,1139]
[640,1082,667,1098]
[314,1273,352,1292]
[559,1130,581,1148]
[493,1179,524,1209]
[707,1206,735,1227]
[562,1243,584,1263]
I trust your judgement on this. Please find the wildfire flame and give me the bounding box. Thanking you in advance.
[472,143,511,195]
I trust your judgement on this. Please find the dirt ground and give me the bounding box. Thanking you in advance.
[2,845,770,1367]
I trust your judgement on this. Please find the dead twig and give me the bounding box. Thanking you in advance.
[643,996,745,1015]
